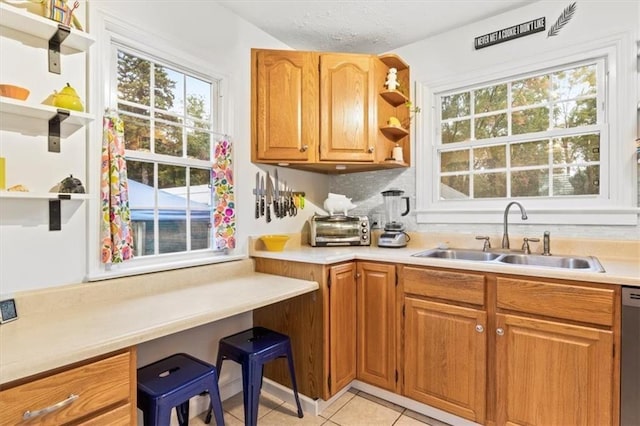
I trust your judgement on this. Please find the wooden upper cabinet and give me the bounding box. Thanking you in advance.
[252,49,318,162]
[319,54,375,162]
[496,313,614,426]
[251,48,411,173]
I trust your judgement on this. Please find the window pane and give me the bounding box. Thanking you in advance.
[155,111,183,125]
[441,92,470,119]
[158,164,186,207]
[474,84,507,113]
[552,134,600,164]
[127,160,155,257]
[473,145,506,170]
[132,221,154,256]
[442,120,470,143]
[122,115,150,152]
[552,99,596,128]
[552,65,596,100]
[512,169,549,197]
[118,103,149,117]
[127,160,154,188]
[512,75,549,107]
[155,122,183,157]
[187,76,211,120]
[187,129,211,161]
[512,107,549,134]
[155,66,183,115]
[511,140,549,167]
[552,165,599,195]
[159,217,186,254]
[190,168,212,251]
[441,150,469,172]
[117,50,149,106]
[440,175,469,199]
[474,113,507,139]
[474,172,506,198]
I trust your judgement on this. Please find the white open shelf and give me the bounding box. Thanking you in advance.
[0,2,95,52]
[0,192,90,200]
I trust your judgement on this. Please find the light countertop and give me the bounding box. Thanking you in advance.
[0,259,318,386]
[250,233,640,287]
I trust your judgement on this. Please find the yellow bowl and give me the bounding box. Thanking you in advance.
[260,235,290,251]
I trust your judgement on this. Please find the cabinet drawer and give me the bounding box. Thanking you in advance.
[0,351,132,426]
[403,267,485,306]
[496,277,615,326]
[76,403,132,425]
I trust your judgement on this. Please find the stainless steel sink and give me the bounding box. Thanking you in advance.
[498,254,605,272]
[412,248,501,261]
[412,248,605,272]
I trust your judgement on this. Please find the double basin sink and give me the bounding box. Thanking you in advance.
[412,248,605,272]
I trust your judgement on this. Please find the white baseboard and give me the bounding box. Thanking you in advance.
[261,377,353,417]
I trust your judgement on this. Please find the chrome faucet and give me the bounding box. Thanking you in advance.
[502,201,527,249]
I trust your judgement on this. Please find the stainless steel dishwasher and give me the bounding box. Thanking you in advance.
[621,287,640,426]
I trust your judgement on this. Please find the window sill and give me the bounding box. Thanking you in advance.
[416,207,639,226]
[87,252,247,282]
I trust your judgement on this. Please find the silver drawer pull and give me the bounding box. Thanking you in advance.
[23,393,79,420]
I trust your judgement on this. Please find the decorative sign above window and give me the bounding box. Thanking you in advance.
[474,17,546,50]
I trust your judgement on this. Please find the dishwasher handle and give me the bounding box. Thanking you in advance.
[622,287,640,307]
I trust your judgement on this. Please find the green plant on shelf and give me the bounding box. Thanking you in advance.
[402,101,421,128]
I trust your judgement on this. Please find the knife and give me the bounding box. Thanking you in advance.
[260,175,265,216]
[283,181,289,216]
[255,172,260,219]
[274,169,280,218]
[265,171,272,223]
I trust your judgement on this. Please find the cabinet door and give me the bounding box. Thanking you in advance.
[320,54,375,162]
[356,262,397,391]
[254,49,318,161]
[496,313,614,426]
[404,297,487,423]
[329,262,357,395]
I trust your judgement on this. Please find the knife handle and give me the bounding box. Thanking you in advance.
[266,204,271,222]
[255,201,260,219]
[260,198,265,216]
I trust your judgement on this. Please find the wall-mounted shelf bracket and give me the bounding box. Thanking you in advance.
[48,109,69,152]
[49,194,71,231]
[48,24,70,74]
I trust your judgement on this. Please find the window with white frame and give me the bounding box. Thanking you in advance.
[436,59,604,201]
[111,44,227,258]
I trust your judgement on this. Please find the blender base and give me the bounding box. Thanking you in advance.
[378,231,408,248]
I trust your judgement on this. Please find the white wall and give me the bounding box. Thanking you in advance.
[0,0,330,295]
[331,0,640,241]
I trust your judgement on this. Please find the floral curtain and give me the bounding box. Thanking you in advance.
[212,138,235,249]
[100,111,134,263]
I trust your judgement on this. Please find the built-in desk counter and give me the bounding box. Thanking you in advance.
[0,259,318,386]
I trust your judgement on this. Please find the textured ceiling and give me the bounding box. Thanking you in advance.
[219,0,533,53]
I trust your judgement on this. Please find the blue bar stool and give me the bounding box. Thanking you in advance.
[137,353,225,426]
[206,326,303,426]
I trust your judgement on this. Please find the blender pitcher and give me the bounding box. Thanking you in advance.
[381,189,410,231]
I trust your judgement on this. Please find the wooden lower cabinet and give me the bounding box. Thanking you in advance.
[0,348,136,426]
[356,262,397,391]
[253,259,357,400]
[495,313,614,426]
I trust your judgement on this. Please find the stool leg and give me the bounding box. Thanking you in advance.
[285,344,304,418]
[176,400,190,426]
[245,359,262,426]
[206,354,225,424]
[205,371,225,426]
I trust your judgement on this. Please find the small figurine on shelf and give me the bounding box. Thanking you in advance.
[385,67,400,91]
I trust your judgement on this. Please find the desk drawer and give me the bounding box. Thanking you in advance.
[403,267,485,306]
[0,350,132,425]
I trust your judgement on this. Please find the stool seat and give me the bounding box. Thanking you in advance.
[206,327,303,426]
[138,353,225,426]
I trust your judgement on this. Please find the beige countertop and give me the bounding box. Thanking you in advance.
[250,233,640,287]
[0,259,318,386]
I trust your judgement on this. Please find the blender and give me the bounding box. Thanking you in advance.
[378,189,410,248]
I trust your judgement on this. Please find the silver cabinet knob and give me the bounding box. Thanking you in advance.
[475,325,484,333]
[300,145,308,152]
[496,328,505,336]
[368,146,374,153]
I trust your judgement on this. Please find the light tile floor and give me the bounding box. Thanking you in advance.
[190,388,452,426]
